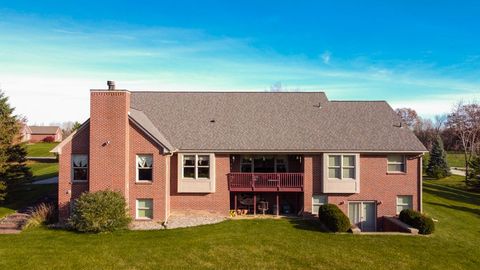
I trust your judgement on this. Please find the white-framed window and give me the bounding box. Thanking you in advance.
[312,195,327,215]
[182,154,211,179]
[396,195,413,215]
[136,199,153,219]
[136,154,153,181]
[178,153,216,193]
[327,154,357,180]
[72,154,88,182]
[388,155,406,173]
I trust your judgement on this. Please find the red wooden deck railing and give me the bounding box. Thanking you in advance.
[227,173,304,192]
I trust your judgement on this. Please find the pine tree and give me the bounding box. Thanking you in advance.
[426,136,451,179]
[0,90,31,202]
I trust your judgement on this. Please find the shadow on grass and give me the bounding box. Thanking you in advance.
[426,202,480,216]
[423,183,480,206]
[287,218,328,232]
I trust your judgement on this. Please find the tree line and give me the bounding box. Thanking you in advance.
[396,103,480,189]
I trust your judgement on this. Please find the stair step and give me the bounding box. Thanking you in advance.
[0,229,22,234]
[0,223,20,229]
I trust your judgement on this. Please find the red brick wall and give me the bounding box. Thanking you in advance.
[89,91,130,198]
[30,134,53,143]
[128,123,168,222]
[58,125,90,222]
[170,153,230,214]
[325,154,420,229]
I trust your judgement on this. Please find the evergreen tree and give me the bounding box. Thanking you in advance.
[426,136,451,179]
[0,90,31,202]
[72,121,82,132]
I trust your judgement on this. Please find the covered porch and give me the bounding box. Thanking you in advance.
[228,154,305,216]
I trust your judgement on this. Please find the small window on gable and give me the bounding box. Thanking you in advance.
[72,154,88,181]
[137,155,153,181]
[387,155,406,173]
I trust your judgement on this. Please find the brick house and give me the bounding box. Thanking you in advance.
[27,126,63,143]
[53,82,426,231]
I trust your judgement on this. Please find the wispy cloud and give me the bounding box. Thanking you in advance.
[321,51,331,64]
[0,12,479,122]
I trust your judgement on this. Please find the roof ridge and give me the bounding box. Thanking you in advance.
[131,91,326,94]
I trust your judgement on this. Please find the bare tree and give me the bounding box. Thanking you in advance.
[433,114,447,135]
[446,102,480,182]
[395,108,421,130]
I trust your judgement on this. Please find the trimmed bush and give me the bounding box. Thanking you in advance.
[42,136,55,143]
[68,190,131,233]
[318,204,351,232]
[399,209,435,235]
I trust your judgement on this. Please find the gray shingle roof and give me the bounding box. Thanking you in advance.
[129,108,175,152]
[29,126,60,135]
[130,92,426,152]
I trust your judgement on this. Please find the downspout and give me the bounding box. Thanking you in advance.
[163,149,176,227]
[419,154,423,213]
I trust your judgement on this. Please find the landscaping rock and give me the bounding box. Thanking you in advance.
[165,213,226,229]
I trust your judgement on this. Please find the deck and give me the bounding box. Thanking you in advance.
[227,172,304,192]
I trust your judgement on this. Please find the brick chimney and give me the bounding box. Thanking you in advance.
[89,81,130,197]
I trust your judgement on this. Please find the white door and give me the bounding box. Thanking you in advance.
[348,202,376,232]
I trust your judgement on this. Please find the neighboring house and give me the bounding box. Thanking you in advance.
[52,82,426,232]
[28,126,63,142]
[18,122,31,143]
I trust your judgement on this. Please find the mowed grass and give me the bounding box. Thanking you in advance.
[1,176,479,269]
[424,151,466,168]
[26,142,59,157]
[0,184,56,218]
[0,161,58,218]
[27,161,58,181]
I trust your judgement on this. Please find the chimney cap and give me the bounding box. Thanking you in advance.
[107,81,115,90]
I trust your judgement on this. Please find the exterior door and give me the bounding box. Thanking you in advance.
[348,202,376,231]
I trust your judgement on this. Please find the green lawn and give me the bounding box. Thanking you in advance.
[26,142,59,157]
[0,184,56,218]
[28,161,59,181]
[424,151,466,168]
[0,176,479,269]
[0,161,58,218]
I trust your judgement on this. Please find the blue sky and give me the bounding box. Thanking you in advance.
[1,1,479,123]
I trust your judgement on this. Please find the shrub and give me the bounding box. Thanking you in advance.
[42,136,55,143]
[24,203,57,229]
[399,209,435,235]
[68,190,131,233]
[318,204,351,232]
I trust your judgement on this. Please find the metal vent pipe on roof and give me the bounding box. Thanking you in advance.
[107,81,115,90]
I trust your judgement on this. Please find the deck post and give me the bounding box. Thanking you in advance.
[253,194,256,215]
[234,193,237,212]
[276,193,280,216]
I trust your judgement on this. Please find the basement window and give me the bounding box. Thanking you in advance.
[396,195,413,215]
[72,154,88,182]
[136,199,153,219]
